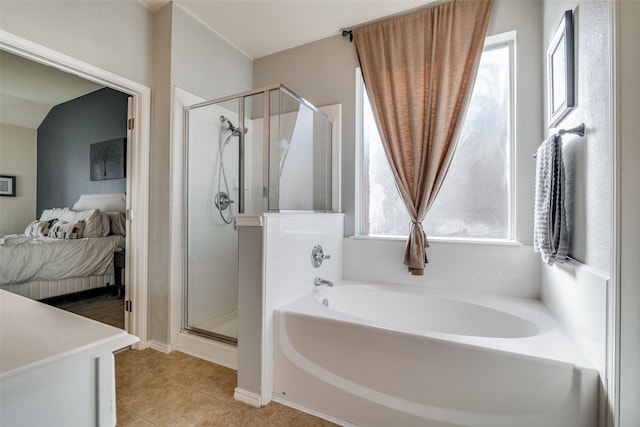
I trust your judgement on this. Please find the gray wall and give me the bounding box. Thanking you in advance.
[171,4,252,100]
[543,1,610,272]
[618,1,640,421]
[0,0,153,86]
[253,0,544,239]
[37,88,129,215]
[148,3,253,344]
[254,35,359,234]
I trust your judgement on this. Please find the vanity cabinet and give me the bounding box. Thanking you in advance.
[0,290,138,426]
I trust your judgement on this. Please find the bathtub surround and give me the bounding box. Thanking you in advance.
[344,237,540,298]
[235,213,344,408]
[541,261,607,381]
[274,282,597,427]
[353,0,493,276]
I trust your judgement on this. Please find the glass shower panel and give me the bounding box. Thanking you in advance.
[268,88,332,211]
[312,109,332,210]
[185,98,242,342]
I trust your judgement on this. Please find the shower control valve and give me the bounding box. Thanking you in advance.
[311,244,331,268]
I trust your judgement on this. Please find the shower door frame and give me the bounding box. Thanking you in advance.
[183,96,244,344]
[182,84,333,343]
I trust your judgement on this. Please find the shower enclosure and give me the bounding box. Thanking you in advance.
[184,84,333,343]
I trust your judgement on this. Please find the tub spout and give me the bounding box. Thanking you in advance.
[314,277,334,287]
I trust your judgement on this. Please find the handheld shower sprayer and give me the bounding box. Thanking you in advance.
[220,115,248,137]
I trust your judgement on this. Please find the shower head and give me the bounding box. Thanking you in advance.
[220,115,235,132]
[220,115,248,137]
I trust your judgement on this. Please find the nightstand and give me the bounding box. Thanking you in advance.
[113,251,125,298]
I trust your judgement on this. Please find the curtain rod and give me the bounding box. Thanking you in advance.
[339,0,458,43]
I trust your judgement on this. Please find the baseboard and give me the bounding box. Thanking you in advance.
[272,396,354,426]
[234,388,262,408]
[177,331,237,369]
[148,340,174,354]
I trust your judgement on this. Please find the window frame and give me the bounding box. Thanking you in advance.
[355,32,517,243]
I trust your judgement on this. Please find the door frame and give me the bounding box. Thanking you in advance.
[0,30,150,349]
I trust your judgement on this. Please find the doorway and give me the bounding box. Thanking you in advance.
[0,31,150,349]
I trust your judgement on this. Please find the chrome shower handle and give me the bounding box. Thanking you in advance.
[311,244,331,268]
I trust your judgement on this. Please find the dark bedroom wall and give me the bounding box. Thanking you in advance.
[37,87,129,216]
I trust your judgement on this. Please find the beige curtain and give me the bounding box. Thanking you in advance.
[353,0,493,275]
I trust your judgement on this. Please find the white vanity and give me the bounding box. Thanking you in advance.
[0,290,138,427]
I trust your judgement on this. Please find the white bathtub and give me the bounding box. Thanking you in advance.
[273,281,598,427]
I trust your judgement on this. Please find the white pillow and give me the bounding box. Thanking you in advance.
[24,219,56,237]
[61,208,104,238]
[99,212,111,237]
[40,208,65,221]
[48,220,84,240]
[106,212,126,236]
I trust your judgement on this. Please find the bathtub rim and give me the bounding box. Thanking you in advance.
[276,280,595,371]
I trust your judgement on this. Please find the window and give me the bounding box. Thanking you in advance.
[358,35,514,240]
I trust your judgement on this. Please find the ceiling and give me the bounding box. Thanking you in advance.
[143,0,430,59]
[0,51,104,129]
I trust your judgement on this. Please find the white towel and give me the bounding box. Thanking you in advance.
[533,135,569,265]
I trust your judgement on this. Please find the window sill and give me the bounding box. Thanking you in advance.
[349,235,524,247]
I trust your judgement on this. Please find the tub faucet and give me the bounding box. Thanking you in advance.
[314,277,334,287]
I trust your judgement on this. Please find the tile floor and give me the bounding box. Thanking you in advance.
[115,348,338,427]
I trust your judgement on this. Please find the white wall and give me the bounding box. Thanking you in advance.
[540,0,611,403]
[278,108,314,210]
[0,124,36,235]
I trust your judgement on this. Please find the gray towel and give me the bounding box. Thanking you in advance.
[533,135,569,265]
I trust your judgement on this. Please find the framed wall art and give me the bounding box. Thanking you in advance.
[547,10,575,127]
[90,138,126,181]
[0,175,16,197]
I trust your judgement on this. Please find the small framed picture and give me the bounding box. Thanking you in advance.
[0,175,16,197]
[547,10,575,127]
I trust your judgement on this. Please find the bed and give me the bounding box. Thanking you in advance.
[0,193,127,300]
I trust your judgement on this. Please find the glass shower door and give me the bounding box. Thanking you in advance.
[185,98,243,342]
[183,84,331,345]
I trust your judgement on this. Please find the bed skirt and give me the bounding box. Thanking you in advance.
[0,274,114,301]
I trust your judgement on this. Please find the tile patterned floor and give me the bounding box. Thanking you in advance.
[115,348,338,427]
